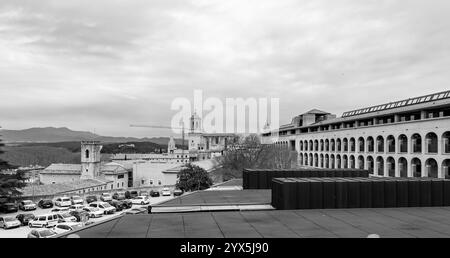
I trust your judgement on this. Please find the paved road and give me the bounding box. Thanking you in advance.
[0,195,174,238]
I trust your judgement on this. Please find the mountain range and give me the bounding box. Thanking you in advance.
[0,127,187,146]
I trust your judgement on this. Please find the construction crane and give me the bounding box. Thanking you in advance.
[130,123,187,155]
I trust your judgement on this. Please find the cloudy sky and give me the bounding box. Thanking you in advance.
[0,0,449,137]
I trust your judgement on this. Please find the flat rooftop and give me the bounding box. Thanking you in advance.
[155,189,271,207]
[67,207,450,238]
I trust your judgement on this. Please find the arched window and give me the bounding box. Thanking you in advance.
[425,133,438,154]
[398,135,408,153]
[411,158,422,178]
[376,136,384,153]
[399,157,408,177]
[443,132,450,154]
[367,137,374,153]
[412,134,422,153]
[426,158,438,178]
[367,156,374,175]
[387,157,395,177]
[376,156,384,176]
[387,135,395,153]
[85,149,90,159]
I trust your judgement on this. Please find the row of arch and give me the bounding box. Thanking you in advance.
[293,132,450,154]
[299,153,450,179]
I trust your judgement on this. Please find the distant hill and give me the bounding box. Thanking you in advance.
[0,127,187,146]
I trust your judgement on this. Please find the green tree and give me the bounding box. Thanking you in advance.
[0,136,26,196]
[176,163,213,192]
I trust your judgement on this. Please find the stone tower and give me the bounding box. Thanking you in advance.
[80,141,102,179]
[188,112,203,151]
[190,112,202,133]
[168,136,176,154]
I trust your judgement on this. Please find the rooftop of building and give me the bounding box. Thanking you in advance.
[40,163,81,175]
[275,90,450,132]
[63,207,450,238]
[20,178,112,197]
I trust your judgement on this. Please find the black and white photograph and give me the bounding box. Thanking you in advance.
[0,0,450,249]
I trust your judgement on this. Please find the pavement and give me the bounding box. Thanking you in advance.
[63,207,450,238]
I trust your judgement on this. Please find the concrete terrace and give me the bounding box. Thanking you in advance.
[67,207,450,238]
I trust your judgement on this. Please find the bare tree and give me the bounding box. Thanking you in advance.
[218,134,298,180]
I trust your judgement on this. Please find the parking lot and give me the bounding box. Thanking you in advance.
[0,195,175,238]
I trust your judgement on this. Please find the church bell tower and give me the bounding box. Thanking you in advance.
[80,141,102,179]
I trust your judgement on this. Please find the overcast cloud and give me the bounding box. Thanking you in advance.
[0,0,449,137]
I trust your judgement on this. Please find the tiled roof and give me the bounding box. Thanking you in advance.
[20,178,112,197]
[100,162,128,175]
[41,164,81,175]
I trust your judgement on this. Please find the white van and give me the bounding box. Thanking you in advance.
[29,214,59,228]
[55,197,71,207]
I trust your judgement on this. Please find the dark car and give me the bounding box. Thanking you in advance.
[109,200,124,212]
[69,210,90,223]
[113,192,126,200]
[125,191,138,199]
[121,199,133,209]
[85,195,98,204]
[0,203,18,213]
[173,189,184,197]
[16,214,35,226]
[38,199,54,209]
[150,190,160,197]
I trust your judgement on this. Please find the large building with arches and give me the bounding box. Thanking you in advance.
[262,90,450,179]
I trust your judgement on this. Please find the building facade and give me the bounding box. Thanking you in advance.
[188,112,237,161]
[262,90,450,179]
[40,141,129,190]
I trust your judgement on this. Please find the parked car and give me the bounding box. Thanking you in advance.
[139,191,149,197]
[38,199,54,209]
[109,200,125,212]
[150,190,160,197]
[82,207,103,218]
[85,195,98,204]
[100,193,113,202]
[19,200,37,211]
[52,222,83,235]
[29,214,59,228]
[161,188,171,197]
[51,207,70,213]
[89,202,116,215]
[69,210,90,223]
[27,229,57,238]
[0,216,21,229]
[121,199,133,209]
[173,189,184,197]
[125,207,147,215]
[0,203,18,213]
[69,204,85,212]
[113,192,126,200]
[131,196,150,205]
[57,213,78,223]
[54,197,71,207]
[125,190,138,199]
[71,196,84,205]
[16,213,35,226]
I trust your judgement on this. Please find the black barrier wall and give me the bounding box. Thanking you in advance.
[243,169,370,189]
[271,177,450,210]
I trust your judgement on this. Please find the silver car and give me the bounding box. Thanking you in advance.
[0,216,21,229]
